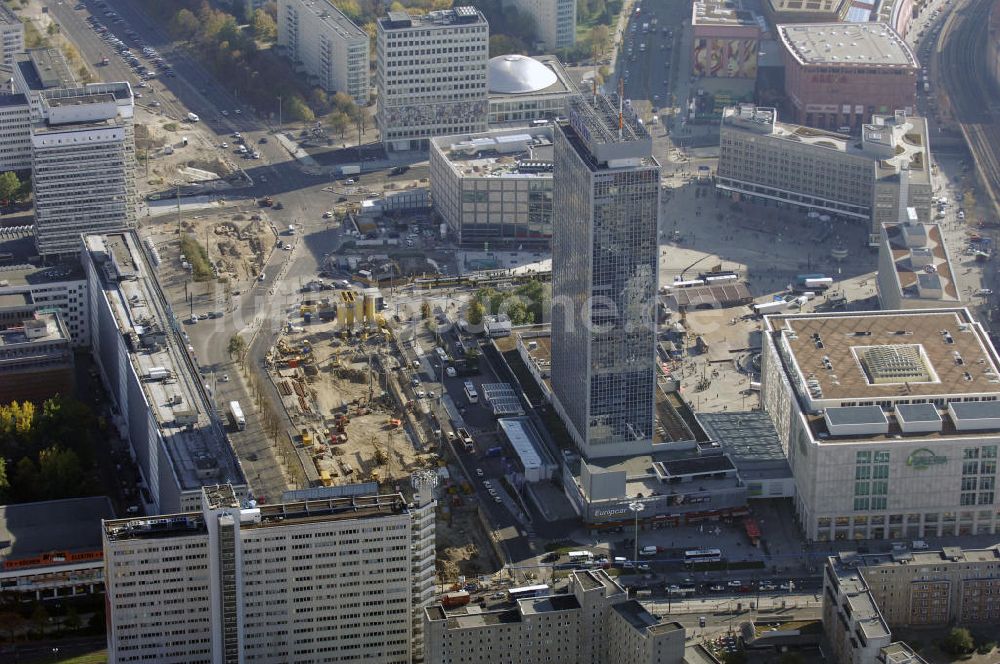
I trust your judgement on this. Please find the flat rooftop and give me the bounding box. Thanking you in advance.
[777,23,916,67]
[0,258,85,287]
[829,555,891,639]
[561,94,656,168]
[765,309,1000,403]
[0,92,27,108]
[613,600,673,632]
[850,546,1000,568]
[698,411,793,481]
[15,48,77,92]
[85,233,244,494]
[293,0,366,39]
[432,127,554,179]
[1,496,115,565]
[0,313,68,346]
[0,292,31,309]
[882,222,960,302]
[380,6,486,30]
[104,493,411,542]
[519,594,580,615]
[692,0,761,27]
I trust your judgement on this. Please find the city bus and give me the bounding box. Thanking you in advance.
[463,381,479,404]
[684,548,723,565]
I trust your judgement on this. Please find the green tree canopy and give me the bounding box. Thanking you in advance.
[943,627,975,655]
[0,171,20,202]
[251,8,277,42]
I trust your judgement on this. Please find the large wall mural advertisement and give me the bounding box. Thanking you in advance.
[693,37,758,78]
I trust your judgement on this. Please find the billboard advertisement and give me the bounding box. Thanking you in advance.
[693,38,758,78]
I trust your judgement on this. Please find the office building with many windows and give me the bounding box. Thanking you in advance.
[83,232,246,515]
[424,570,685,664]
[104,483,436,664]
[551,95,660,459]
[33,84,137,258]
[429,125,554,246]
[376,7,489,151]
[276,0,370,105]
[717,105,933,245]
[761,308,1000,542]
[505,0,576,51]
[0,4,23,67]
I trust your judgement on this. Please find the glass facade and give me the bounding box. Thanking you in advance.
[551,96,660,458]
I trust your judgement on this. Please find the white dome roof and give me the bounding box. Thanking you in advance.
[488,55,558,94]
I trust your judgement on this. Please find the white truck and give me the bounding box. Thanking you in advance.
[186,112,200,122]
[146,366,171,381]
[803,277,833,290]
[229,400,246,430]
[753,300,790,315]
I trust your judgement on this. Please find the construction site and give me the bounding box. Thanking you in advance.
[263,287,502,582]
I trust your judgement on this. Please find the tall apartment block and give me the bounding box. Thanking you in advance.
[376,7,489,151]
[0,4,24,66]
[506,0,576,51]
[83,232,246,515]
[0,93,32,173]
[104,483,436,664]
[425,570,685,664]
[33,84,137,258]
[717,105,932,245]
[550,95,660,460]
[276,0,369,105]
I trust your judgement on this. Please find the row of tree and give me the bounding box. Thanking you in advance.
[469,280,549,326]
[0,397,98,504]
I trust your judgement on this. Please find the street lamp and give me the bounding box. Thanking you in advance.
[629,500,644,567]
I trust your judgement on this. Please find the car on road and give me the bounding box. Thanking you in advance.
[411,377,420,387]
[494,496,502,503]
[637,563,650,571]
[221,110,229,116]
[390,165,409,176]
[758,582,776,591]
[709,584,725,592]
[446,366,457,378]
[779,581,795,591]
[475,468,484,476]
[259,136,269,144]
[149,101,161,107]
[416,390,425,398]
[727,580,742,588]
[221,143,229,149]
[346,178,356,184]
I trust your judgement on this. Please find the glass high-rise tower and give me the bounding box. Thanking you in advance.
[551,94,660,459]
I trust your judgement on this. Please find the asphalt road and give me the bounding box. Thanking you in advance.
[617,3,679,110]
